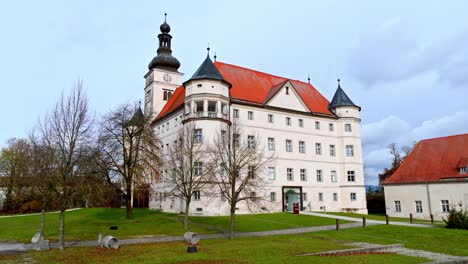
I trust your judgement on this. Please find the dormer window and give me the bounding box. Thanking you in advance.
[285,86,289,95]
[459,167,468,174]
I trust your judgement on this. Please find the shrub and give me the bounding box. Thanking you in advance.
[443,202,468,230]
[18,200,42,214]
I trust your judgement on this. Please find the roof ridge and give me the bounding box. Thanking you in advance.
[418,133,468,142]
[214,61,312,86]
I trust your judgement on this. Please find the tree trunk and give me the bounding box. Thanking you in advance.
[58,209,65,250]
[126,196,133,219]
[184,200,190,230]
[229,206,236,239]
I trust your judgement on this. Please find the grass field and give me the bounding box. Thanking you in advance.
[321,212,444,225]
[0,208,342,242]
[2,233,430,264]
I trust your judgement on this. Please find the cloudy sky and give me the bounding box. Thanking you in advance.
[0,1,467,185]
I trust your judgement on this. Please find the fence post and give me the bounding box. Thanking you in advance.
[336,219,339,230]
[385,214,389,225]
[430,214,434,224]
[409,213,413,224]
[362,216,366,228]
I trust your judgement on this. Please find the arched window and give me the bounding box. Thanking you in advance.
[163,91,168,101]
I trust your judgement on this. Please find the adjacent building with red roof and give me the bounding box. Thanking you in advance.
[144,16,367,215]
[382,134,468,220]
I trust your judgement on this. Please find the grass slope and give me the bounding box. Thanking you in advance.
[312,225,468,256]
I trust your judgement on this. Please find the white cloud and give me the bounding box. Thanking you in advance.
[412,110,468,140]
[361,115,411,146]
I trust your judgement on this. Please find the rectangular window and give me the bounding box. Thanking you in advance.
[233,109,239,118]
[331,170,337,182]
[268,167,276,180]
[415,201,423,213]
[270,192,276,202]
[315,143,322,155]
[350,192,356,201]
[395,201,401,212]
[287,168,293,181]
[346,145,354,157]
[329,145,336,156]
[300,169,307,181]
[247,135,255,148]
[248,165,255,179]
[193,191,201,200]
[165,144,169,155]
[175,118,178,127]
[333,193,338,201]
[318,193,323,201]
[194,162,203,176]
[166,122,169,130]
[162,125,165,132]
[268,137,275,150]
[347,171,355,182]
[286,117,291,126]
[248,111,254,120]
[345,123,352,132]
[315,121,320,130]
[268,114,274,123]
[329,123,334,131]
[316,170,323,182]
[286,140,293,152]
[299,119,304,127]
[194,129,203,143]
[299,141,305,153]
[441,200,450,213]
[302,192,308,201]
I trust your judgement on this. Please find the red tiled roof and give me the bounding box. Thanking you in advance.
[383,134,468,185]
[153,61,334,123]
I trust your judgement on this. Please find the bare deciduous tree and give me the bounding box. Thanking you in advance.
[38,81,93,250]
[165,122,211,229]
[96,103,160,219]
[207,122,273,239]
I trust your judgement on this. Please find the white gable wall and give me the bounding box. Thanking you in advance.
[267,83,309,112]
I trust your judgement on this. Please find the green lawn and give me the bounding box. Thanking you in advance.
[5,233,429,264]
[322,212,444,225]
[312,225,468,256]
[188,212,347,233]
[0,208,211,243]
[0,208,343,243]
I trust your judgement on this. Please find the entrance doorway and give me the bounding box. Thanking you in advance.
[282,186,302,212]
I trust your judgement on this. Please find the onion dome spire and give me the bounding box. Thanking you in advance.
[148,13,181,72]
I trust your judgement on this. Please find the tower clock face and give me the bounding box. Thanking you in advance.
[163,73,172,83]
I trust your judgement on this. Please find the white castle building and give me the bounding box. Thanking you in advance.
[144,16,367,215]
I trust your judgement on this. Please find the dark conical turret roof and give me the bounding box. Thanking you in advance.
[328,79,359,109]
[190,55,225,81]
[127,105,145,127]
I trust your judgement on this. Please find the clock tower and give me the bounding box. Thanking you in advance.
[144,14,183,119]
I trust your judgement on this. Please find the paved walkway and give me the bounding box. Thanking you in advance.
[299,242,468,264]
[0,208,82,219]
[301,211,437,228]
